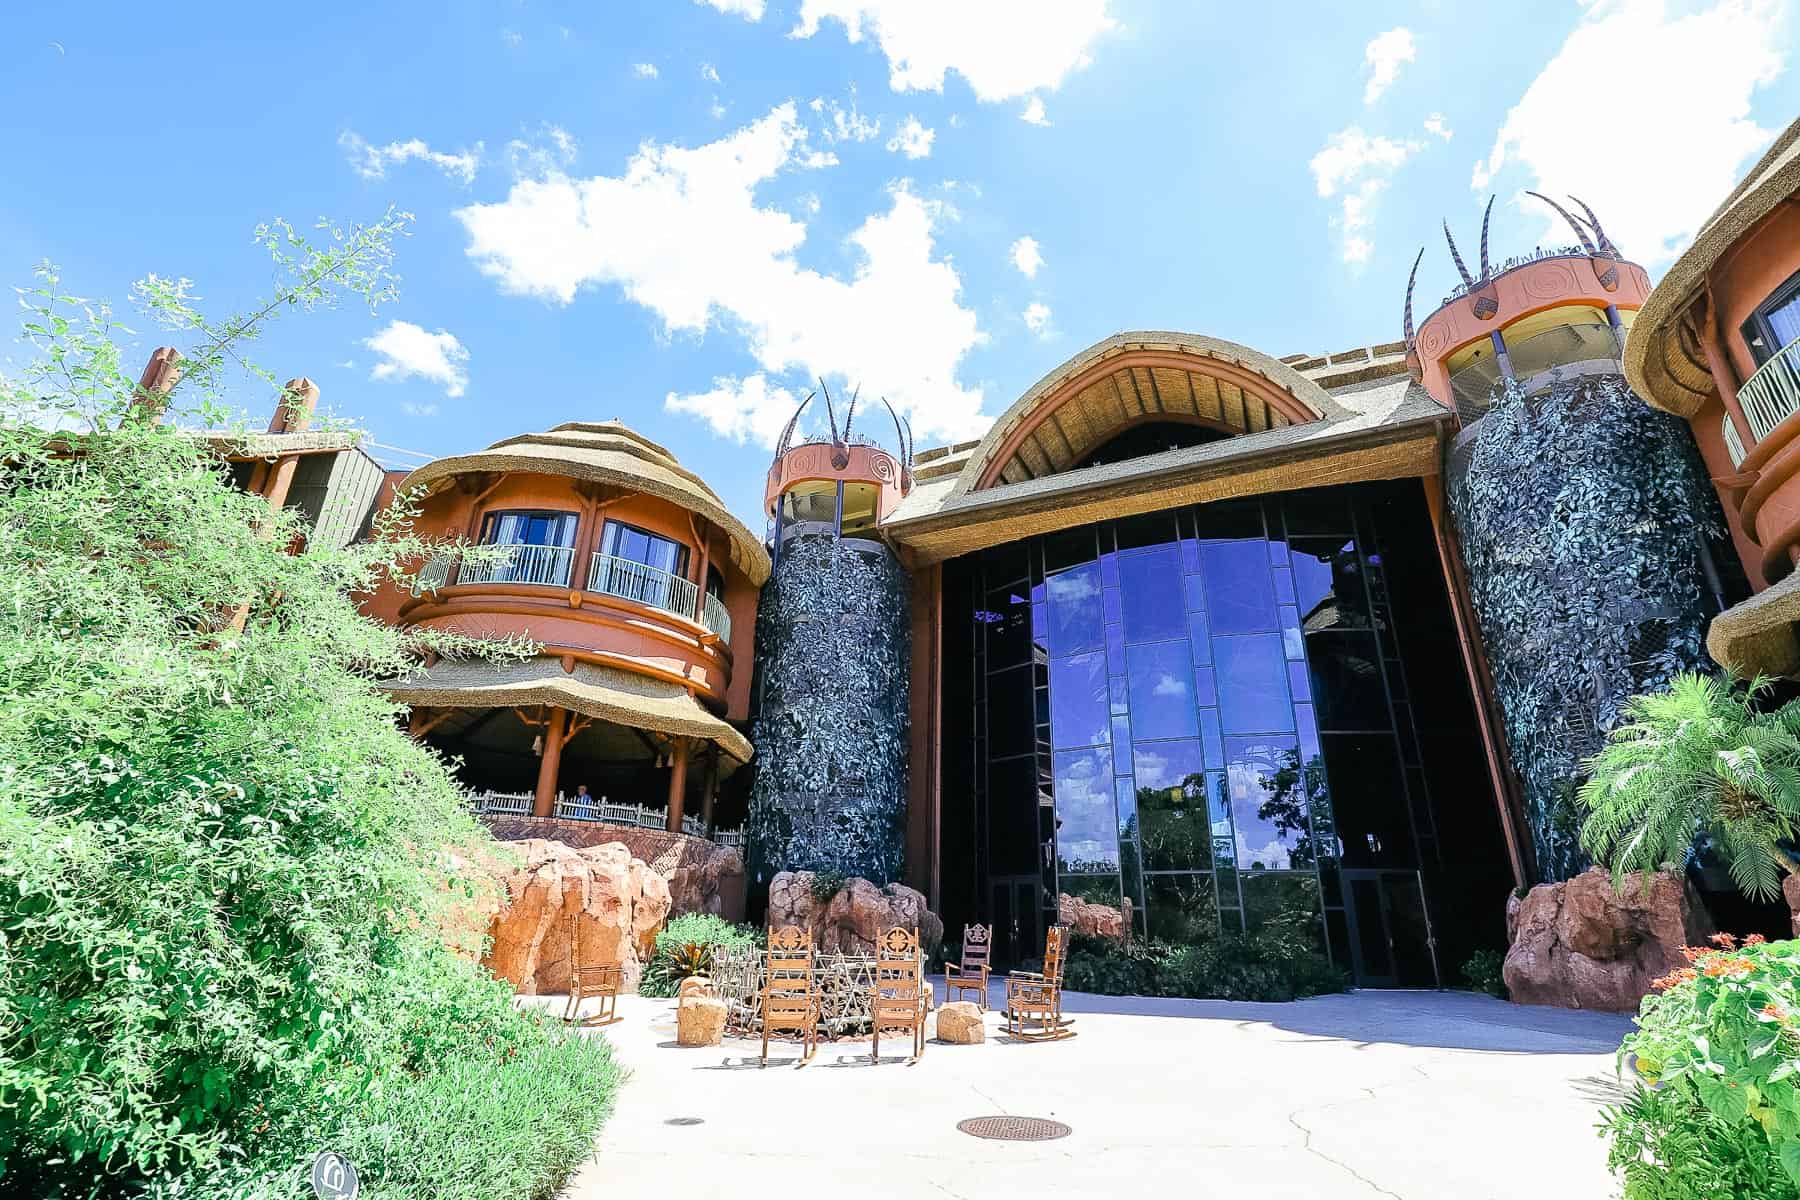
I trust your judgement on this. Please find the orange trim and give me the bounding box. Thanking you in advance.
[399,584,731,665]
[972,349,1321,491]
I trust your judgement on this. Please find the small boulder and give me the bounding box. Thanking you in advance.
[935,1001,985,1044]
[677,997,729,1046]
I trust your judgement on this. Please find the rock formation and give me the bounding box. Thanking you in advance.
[766,870,944,958]
[481,838,672,994]
[935,1001,985,1044]
[1058,891,1128,940]
[667,841,747,922]
[1503,868,1712,1011]
[676,975,728,1046]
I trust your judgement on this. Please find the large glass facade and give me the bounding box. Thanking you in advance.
[959,483,1494,985]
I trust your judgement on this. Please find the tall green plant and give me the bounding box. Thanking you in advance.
[1579,673,1800,901]
[0,217,583,1190]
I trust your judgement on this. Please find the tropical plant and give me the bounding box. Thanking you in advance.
[638,913,760,997]
[1604,935,1800,1195]
[0,220,617,1197]
[1461,949,1508,999]
[1061,908,1349,1004]
[1579,673,1800,902]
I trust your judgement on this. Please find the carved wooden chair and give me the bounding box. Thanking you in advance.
[562,925,623,1029]
[944,923,992,1010]
[760,926,820,1067]
[1004,924,1075,1042]
[870,926,928,1063]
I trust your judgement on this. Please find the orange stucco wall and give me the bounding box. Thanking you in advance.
[1686,392,1772,590]
[359,471,761,720]
[763,441,908,520]
[1711,203,1800,384]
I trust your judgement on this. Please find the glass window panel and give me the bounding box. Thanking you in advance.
[983,540,1029,585]
[1280,605,1304,659]
[1108,674,1129,716]
[1289,538,1371,630]
[1272,567,1295,605]
[1115,776,1139,843]
[1318,733,1416,868]
[1116,511,1179,551]
[1053,748,1118,874]
[1304,630,1389,731]
[1202,541,1278,633]
[1287,660,1312,702]
[1031,597,1046,654]
[1100,550,1120,590]
[986,665,1036,759]
[1200,707,1223,768]
[987,756,1041,877]
[1120,840,1145,935]
[1326,908,1352,971]
[1043,527,1097,574]
[1215,634,1294,734]
[1241,872,1323,946]
[1044,563,1104,656]
[1103,587,1123,625]
[1125,640,1198,740]
[1180,536,1202,574]
[1282,491,1352,536]
[1061,874,1125,931]
[1184,573,1207,612]
[1194,498,1264,540]
[983,585,1033,667]
[1106,623,1126,673]
[1224,735,1308,869]
[1187,611,1212,663]
[1111,716,1133,776]
[1194,666,1218,708]
[1119,547,1185,643]
[1048,651,1109,749]
[1145,873,1218,944]
[1296,703,1322,761]
[1133,739,1209,871]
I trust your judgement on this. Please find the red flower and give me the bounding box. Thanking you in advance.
[1710,932,1740,949]
[1744,934,1768,946]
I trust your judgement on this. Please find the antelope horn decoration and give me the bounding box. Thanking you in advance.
[775,389,817,456]
[1567,195,1619,258]
[1402,246,1424,348]
[1527,191,1597,255]
[902,414,914,469]
[1478,194,1495,281]
[818,377,841,445]
[842,384,861,442]
[880,395,909,465]
[1443,220,1474,289]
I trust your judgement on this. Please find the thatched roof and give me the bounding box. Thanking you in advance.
[401,421,770,585]
[1625,118,1800,418]
[385,656,754,762]
[1706,572,1800,678]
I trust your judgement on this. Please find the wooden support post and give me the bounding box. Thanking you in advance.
[700,747,719,834]
[534,706,568,818]
[126,347,184,423]
[665,736,690,833]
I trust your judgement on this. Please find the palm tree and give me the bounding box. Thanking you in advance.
[1579,673,1800,902]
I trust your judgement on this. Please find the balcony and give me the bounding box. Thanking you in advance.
[459,543,575,588]
[1738,336,1800,445]
[469,789,744,847]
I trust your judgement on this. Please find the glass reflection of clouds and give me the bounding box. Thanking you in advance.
[1119,547,1184,642]
[1048,651,1109,748]
[1125,640,1197,740]
[1044,563,1103,656]
[1052,747,1118,872]
[1225,735,1306,870]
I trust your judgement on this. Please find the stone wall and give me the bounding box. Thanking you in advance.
[765,870,943,958]
[481,814,744,920]
[481,839,672,994]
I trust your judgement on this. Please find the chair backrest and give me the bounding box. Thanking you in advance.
[1041,925,1069,987]
[874,926,923,1000]
[765,925,814,993]
[960,923,991,971]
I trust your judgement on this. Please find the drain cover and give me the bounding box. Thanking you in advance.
[664,1117,705,1127]
[956,1116,1071,1142]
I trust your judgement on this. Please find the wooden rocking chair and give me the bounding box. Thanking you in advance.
[870,926,928,1063]
[944,923,992,1010]
[1004,925,1074,1042]
[760,926,820,1067]
[562,924,623,1028]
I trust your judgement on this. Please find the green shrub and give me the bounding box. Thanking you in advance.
[1061,914,1348,1003]
[1603,935,1800,1195]
[638,913,760,998]
[808,868,848,904]
[1462,949,1509,999]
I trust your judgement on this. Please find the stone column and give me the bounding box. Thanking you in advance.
[666,737,690,833]
[533,706,568,818]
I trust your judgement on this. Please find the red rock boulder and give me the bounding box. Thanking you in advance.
[1503,868,1712,1011]
[1058,891,1128,940]
[482,838,672,994]
[766,870,944,958]
[667,842,747,922]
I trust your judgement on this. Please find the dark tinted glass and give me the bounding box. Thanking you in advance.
[1119,547,1185,642]
[1215,634,1293,734]
[1303,631,1388,730]
[1048,651,1109,748]
[1053,748,1117,873]
[1202,541,1278,633]
[1125,640,1198,740]
[1194,498,1265,540]
[986,666,1036,759]
[984,584,1033,666]
[987,755,1041,876]
[1282,490,1352,536]
[1042,527,1097,574]
[1289,537,1370,630]
[1224,735,1306,869]
[1044,563,1103,656]
[982,540,1030,585]
[1115,510,1178,550]
[1319,734,1416,868]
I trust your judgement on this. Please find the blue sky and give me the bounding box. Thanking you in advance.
[3,1,1795,525]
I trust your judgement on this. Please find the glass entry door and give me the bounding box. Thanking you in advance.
[1341,869,1439,987]
[988,876,1042,970]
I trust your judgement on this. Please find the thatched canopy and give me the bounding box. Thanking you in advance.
[401,420,771,585]
[1625,118,1800,419]
[385,656,754,762]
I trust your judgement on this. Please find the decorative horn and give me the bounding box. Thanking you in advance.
[1443,221,1474,289]
[1567,195,1618,258]
[1477,195,1495,281]
[775,389,817,456]
[1402,246,1424,348]
[842,384,861,443]
[818,377,841,445]
[1526,191,1596,255]
[880,395,907,462]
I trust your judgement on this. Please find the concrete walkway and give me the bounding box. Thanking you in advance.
[556,982,1634,1200]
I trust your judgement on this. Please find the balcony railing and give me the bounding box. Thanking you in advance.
[468,789,742,844]
[1724,411,1751,469]
[413,553,453,595]
[701,591,732,643]
[1739,336,1800,444]
[587,552,699,621]
[458,543,576,588]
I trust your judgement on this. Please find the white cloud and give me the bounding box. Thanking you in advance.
[665,374,799,447]
[1309,126,1423,264]
[1471,0,1788,263]
[340,131,483,185]
[886,115,935,158]
[1010,235,1043,278]
[506,124,577,178]
[1362,27,1415,105]
[633,62,660,78]
[454,103,988,445]
[701,62,722,83]
[1020,96,1049,125]
[1423,112,1453,141]
[363,321,470,397]
[697,0,765,18]
[791,0,1117,102]
[814,98,881,143]
[1023,301,1052,336]
[501,28,523,48]
[710,98,729,120]
[400,400,440,418]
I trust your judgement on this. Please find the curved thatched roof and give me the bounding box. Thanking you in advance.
[949,332,1351,496]
[402,420,770,585]
[1625,118,1800,418]
[385,656,754,762]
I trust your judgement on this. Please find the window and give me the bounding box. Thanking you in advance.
[480,510,578,548]
[595,520,692,612]
[472,510,578,586]
[1742,267,1800,368]
[600,520,689,578]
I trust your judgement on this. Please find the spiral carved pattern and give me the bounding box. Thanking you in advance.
[1521,260,1576,301]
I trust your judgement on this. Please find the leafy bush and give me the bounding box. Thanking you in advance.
[638,913,760,998]
[1062,913,1348,1003]
[0,229,618,1196]
[1603,935,1800,1195]
[808,868,849,904]
[1462,949,1509,999]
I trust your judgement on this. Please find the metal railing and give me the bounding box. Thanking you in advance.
[1739,336,1800,444]
[468,789,743,845]
[1724,411,1750,469]
[587,553,699,621]
[457,543,575,588]
[701,591,732,642]
[413,553,453,595]
[472,789,533,816]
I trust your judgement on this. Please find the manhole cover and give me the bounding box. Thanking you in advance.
[665,1117,705,1127]
[956,1116,1071,1141]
